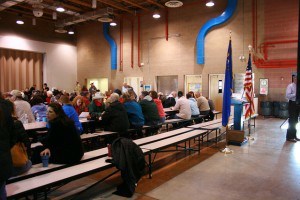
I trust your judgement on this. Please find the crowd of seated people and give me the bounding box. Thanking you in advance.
[0,83,216,181]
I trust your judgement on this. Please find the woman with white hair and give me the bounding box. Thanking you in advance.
[101,93,130,137]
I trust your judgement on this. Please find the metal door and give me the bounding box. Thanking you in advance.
[209,74,225,111]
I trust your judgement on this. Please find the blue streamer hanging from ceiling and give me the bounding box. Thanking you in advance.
[103,23,117,70]
[196,0,238,64]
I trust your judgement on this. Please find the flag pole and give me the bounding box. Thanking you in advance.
[247,45,254,140]
[220,31,233,154]
[221,123,233,154]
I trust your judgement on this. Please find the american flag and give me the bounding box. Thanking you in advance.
[244,53,255,119]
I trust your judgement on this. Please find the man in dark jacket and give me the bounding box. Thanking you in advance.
[101,93,130,137]
[0,94,15,199]
[139,91,160,126]
[139,91,160,136]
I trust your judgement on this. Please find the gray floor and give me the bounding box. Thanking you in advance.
[49,117,300,200]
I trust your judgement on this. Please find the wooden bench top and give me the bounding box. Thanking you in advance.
[187,117,233,129]
[6,157,112,198]
[140,130,207,151]
[134,128,192,146]
[9,127,192,183]
[7,129,205,198]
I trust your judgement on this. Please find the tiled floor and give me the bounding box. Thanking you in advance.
[47,117,300,200]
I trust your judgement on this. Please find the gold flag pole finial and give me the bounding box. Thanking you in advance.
[248,45,252,53]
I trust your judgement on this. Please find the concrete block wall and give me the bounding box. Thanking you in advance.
[77,0,258,97]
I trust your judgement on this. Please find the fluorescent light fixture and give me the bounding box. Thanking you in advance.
[56,6,65,12]
[206,1,215,7]
[153,10,160,19]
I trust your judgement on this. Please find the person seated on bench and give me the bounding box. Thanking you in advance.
[72,95,88,116]
[163,91,177,108]
[101,93,130,140]
[59,95,83,135]
[149,90,166,123]
[187,92,200,118]
[170,91,191,128]
[139,91,160,136]
[206,96,216,120]
[0,95,16,200]
[37,103,84,165]
[195,92,210,121]
[122,93,144,138]
[186,92,200,124]
[88,92,105,120]
[7,100,32,176]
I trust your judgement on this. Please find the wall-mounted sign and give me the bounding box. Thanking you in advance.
[259,78,268,95]
[144,85,151,92]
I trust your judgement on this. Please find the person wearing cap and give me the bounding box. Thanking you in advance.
[10,90,35,123]
[89,82,97,95]
[88,92,105,120]
[59,95,83,135]
[286,73,300,142]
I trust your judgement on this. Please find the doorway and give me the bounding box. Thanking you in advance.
[124,77,144,96]
[209,74,225,111]
[156,75,178,96]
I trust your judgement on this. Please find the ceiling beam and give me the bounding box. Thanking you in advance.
[120,0,151,11]
[96,0,135,15]
[145,0,164,8]
[42,0,84,12]
[3,9,53,22]
[67,0,92,8]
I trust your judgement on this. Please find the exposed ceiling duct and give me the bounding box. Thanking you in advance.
[0,0,25,11]
[55,7,114,27]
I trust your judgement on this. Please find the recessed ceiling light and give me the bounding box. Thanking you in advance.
[206,1,215,7]
[110,21,117,26]
[56,6,65,12]
[16,20,24,25]
[153,10,160,19]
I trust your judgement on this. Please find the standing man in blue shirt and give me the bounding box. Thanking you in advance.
[286,74,300,142]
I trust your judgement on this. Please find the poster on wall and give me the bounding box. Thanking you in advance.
[144,85,151,92]
[188,83,201,92]
[259,78,268,95]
